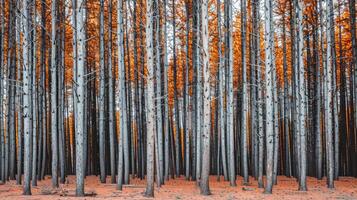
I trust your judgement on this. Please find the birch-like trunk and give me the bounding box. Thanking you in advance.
[326,0,335,188]
[107,0,116,184]
[16,1,23,184]
[50,0,58,188]
[31,0,38,186]
[264,0,275,193]
[240,0,249,185]
[226,0,236,186]
[117,0,129,189]
[144,0,155,195]
[98,0,106,184]
[200,0,211,194]
[22,0,31,194]
[75,0,86,195]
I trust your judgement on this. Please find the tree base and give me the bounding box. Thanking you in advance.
[263,189,272,194]
[144,188,154,198]
[298,186,307,191]
[76,189,85,197]
[23,189,32,195]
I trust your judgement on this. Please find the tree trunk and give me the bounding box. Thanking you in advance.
[98,0,106,184]
[50,0,58,188]
[264,0,275,194]
[200,0,211,194]
[240,0,249,185]
[75,0,86,195]
[145,0,155,195]
[22,0,31,194]
[226,0,236,186]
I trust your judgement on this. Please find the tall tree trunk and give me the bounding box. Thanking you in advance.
[296,0,307,191]
[217,0,227,181]
[0,0,5,183]
[200,0,211,194]
[163,0,170,181]
[22,0,31,194]
[75,0,86,195]
[264,0,275,194]
[326,0,335,188]
[50,0,58,188]
[240,0,249,185]
[184,0,190,181]
[145,0,155,195]
[98,0,106,184]
[7,0,16,181]
[16,0,23,184]
[282,8,292,178]
[31,0,38,186]
[117,0,129,189]
[108,0,116,184]
[226,0,236,186]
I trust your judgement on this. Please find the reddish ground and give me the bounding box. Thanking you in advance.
[1,175,357,199]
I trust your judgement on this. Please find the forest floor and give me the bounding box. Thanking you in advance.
[0,175,357,199]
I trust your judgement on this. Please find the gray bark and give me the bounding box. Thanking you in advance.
[240,0,249,185]
[98,0,106,184]
[108,0,116,184]
[226,0,236,186]
[50,0,58,188]
[264,0,275,193]
[75,0,86,195]
[200,0,211,194]
[22,0,31,194]
[144,0,155,195]
[326,0,335,188]
[31,0,38,186]
[217,0,227,181]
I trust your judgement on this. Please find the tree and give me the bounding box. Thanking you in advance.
[74,0,86,195]
[296,0,307,191]
[240,0,249,185]
[108,0,116,184]
[22,0,31,195]
[98,0,106,184]
[200,0,211,194]
[226,0,236,186]
[264,0,275,194]
[326,0,335,189]
[144,0,155,195]
[50,0,58,188]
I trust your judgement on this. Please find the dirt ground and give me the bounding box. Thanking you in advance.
[0,175,357,199]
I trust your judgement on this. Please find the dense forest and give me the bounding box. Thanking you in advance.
[0,0,356,198]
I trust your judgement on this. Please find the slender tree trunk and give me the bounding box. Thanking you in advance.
[184,0,190,181]
[145,0,155,195]
[217,0,227,181]
[326,0,335,188]
[108,0,116,184]
[50,0,58,188]
[16,1,23,184]
[240,0,249,185]
[22,0,31,194]
[200,0,211,194]
[0,0,5,183]
[7,0,16,181]
[31,0,38,186]
[255,0,263,188]
[75,0,86,195]
[163,0,170,181]
[226,0,236,186]
[282,9,292,178]
[98,0,106,184]
[264,0,275,194]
